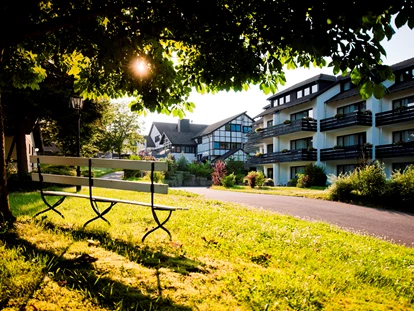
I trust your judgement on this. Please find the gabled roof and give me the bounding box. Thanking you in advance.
[325,87,360,104]
[266,74,337,101]
[193,112,253,138]
[390,57,414,71]
[145,135,155,148]
[161,131,199,145]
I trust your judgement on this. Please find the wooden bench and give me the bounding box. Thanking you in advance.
[30,155,185,242]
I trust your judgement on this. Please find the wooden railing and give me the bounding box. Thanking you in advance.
[376,143,414,158]
[320,111,372,132]
[246,148,317,166]
[320,145,372,161]
[375,107,414,126]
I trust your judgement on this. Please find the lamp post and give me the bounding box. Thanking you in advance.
[69,96,84,192]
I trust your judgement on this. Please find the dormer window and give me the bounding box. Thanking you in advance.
[397,68,414,83]
[285,95,291,103]
[297,90,302,99]
[280,97,284,105]
[343,81,352,91]
[312,84,318,93]
[304,87,310,96]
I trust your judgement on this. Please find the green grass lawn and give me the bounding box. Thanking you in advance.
[212,185,330,200]
[1,188,413,310]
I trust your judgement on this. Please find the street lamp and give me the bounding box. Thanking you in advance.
[69,96,84,192]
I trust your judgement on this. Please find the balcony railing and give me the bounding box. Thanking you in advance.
[320,145,372,161]
[320,111,372,132]
[247,119,317,143]
[376,143,414,158]
[375,107,414,126]
[246,148,317,166]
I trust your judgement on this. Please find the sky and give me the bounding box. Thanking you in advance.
[140,25,414,135]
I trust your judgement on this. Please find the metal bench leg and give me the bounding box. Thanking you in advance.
[34,195,66,219]
[83,201,117,228]
[141,210,173,242]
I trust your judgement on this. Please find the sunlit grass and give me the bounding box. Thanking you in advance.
[212,185,330,200]
[1,188,413,310]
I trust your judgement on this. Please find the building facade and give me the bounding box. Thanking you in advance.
[246,58,414,185]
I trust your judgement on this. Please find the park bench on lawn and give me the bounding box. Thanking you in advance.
[30,155,185,242]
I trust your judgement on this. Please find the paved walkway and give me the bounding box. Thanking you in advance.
[176,187,414,247]
[99,171,124,179]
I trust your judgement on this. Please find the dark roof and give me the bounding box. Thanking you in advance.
[325,87,360,103]
[390,57,414,71]
[266,74,337,101]
[193,112,253,138]
[145,135,155,148]
[213,148,247,162]
[388,79,414,94]
[152,121,207,137]
[161,131,199,145]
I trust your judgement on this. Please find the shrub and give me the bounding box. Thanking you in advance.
[287,177,298,187]
[176,154,189,171]
[283,119,291,124]
[352,162,386,198]
[327,174,355,202]
[7,173,37,192]
[188,161,213,178]
[221,173,236,188]
[124,169,141,179]
[212,160,226,186]
[142,171,165,183]
[389,165,414,207]
[244,171,265,188]
[304,164,327,187]
[296,173,311,188]
[225,158,246,176]
[164,155,177,179]
[263,178,274,186]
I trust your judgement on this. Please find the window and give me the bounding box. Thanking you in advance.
[337,132,366,147]
[290,109,313,121]
[175,146,181,153]
[337,164,357,175]
[243,126,252,133]
[397,68,414,83]
[337,101,366,115]
[343,81,352,91]
[304,87,310,96]
[285,95,291,103]
[225,124,241,132]
[311,84,318,93]
[214,142,220,149]
[214,141,240,150]
[393,129,414,143]
[267,144,273,153]
[297,90,303,99]
[267,120,273,127]
[393,96,414,109]
[291,166,305,179]
[280,97,284,105]
[154,135,160,143]
[290,137,312,150]
[392,162,414,172]
[231,142,242,149]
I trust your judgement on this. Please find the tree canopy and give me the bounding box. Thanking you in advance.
[0,0,414,223]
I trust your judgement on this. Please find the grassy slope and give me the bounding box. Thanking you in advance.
[1,188,413,310]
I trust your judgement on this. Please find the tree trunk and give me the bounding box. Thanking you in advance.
[0,93,15,224]
[16,119,29,174]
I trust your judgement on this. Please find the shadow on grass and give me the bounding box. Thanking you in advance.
[1,228,193,311]
[38,218,208,275]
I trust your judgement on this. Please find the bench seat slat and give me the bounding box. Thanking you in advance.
[42,191,186,211]
[32,174,168,194]
[30,155,168,171]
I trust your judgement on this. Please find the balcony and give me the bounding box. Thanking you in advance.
[376,107,414,126]
[320,111,372,132]
[246,119,317,142]
[376,142,414,158]
[246,148,317,166]
[320,145,372,161]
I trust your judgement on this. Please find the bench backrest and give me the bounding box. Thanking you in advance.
[30,155,169,194]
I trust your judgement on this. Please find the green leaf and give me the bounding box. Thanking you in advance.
[350,68,361,85]
[360,81,373,100]
[373,83,385,99]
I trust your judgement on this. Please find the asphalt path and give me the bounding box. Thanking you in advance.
[176,187,414,247]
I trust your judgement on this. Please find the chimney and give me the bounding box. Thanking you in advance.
[178,119,190,132]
